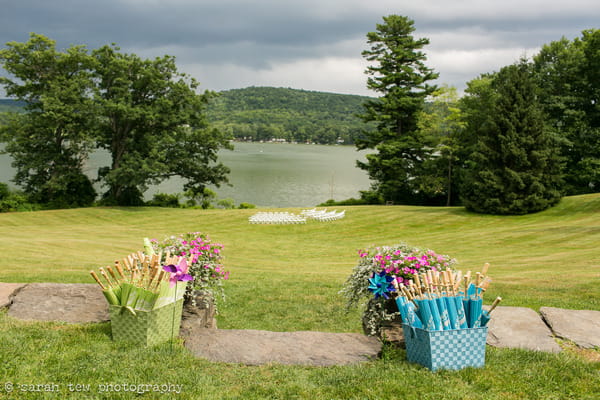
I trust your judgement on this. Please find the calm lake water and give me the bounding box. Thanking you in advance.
[1,142,373,207]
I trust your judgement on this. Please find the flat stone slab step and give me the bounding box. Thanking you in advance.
[486,306,561,353]
[540,307,600,349]
[7,283,109,324]
[0,283,26,308]
[182,328,382,366]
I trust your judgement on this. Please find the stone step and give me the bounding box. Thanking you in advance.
[540,307,600,349]
[6,283,109,324]
[181,328,382,366]
[485,306,562,353]
[0,282,26,308]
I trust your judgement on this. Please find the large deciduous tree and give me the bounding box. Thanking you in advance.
[460,61,563,214]
[356,15,439,205]
[0,34,231,207]
[0,34,97,207]
[92,45,232,205]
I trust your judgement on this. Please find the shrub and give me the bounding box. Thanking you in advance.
[217,198,235,209]
[0,183,40,212]
[318,197,368,206]
[147,192,181,208]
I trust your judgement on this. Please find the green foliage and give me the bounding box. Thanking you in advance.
[460,61,563,214]
[146,192,181,208]
[216,198,235,209]
[0,182,9,199]
[208,86,374,144]
[318,197,368,206]
[417,86,465,206]
[0,182,39,212]
[533,29,600,195]
[184,187,217,209]
[356,15,440,205]
[0,34,97,208]
[91,44,232,205]
[237,202,256,209]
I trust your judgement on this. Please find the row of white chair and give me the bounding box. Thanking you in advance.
[301,208,346,222]
[249,212,307,224]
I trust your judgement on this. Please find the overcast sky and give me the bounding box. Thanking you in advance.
[1,0,599,97]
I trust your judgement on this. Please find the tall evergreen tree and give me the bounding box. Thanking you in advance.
[533,30,600,195]
[356,15,439,204]
[460,61,563,214]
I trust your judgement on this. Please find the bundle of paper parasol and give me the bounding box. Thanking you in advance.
[90,249,192,315]
[394,263,502,331]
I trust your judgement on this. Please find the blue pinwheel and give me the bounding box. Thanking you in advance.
[368,271,396,299]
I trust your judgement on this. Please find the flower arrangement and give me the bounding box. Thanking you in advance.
[340,243,457,336]
[149,232,229,308]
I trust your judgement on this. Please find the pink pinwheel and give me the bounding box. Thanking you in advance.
[163,258,194,288]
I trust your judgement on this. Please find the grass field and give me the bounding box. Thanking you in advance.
[1,194,599,399]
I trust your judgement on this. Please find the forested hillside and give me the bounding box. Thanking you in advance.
[207,86,374,144]
[1,88,373,145]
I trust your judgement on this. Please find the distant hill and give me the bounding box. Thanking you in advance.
[207,87,374,144]
[0,99,26,113]
[1,87,376,145]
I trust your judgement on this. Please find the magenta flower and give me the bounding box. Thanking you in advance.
[163,258,194,288]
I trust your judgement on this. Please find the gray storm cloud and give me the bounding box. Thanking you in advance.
[1,0,599,95]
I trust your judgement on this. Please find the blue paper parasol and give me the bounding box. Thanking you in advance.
[436,296,452,330]
[444,296,459,329]
[414,298,435,330]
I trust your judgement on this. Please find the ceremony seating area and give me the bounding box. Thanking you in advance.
[248,209,346,224]
[249,212,307,224]
[301,208,346,222]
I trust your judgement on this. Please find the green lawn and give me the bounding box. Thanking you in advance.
[1,194,599,399]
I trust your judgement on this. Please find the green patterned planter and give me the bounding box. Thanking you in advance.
[109,299,184,346]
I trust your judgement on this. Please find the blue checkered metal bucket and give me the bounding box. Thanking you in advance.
[402,324,488,371]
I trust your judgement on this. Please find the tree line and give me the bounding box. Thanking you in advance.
[356,15,599,214]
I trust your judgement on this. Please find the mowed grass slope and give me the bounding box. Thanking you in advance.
[1,193,599,333]
[1,195,599,400]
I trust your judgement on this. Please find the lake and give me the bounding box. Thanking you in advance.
[1,142,373,207]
